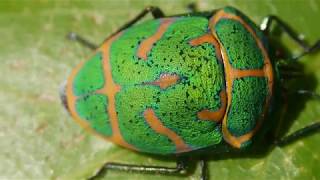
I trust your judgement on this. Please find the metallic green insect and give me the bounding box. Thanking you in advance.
[60,5,320,179]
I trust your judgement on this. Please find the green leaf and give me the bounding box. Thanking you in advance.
[1,0,319,179]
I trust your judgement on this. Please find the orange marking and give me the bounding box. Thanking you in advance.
[66,61,100,137]
[98,33,136,150]
[66,63,118,147]
[137,18,175,60]
[189,33,223,62]
[232,69,265,78]
[66,33,137,151]
[144,108,191,153]
[144,73,180,89]
[209,9,274,148]
[197,91,227,122]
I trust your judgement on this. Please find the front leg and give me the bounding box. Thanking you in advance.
[260,15,320,60]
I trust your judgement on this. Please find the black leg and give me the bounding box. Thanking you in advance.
[67,32,98,50]
[274,122,320,146]
[273,89,320,146]
[260,15,320,60]
[105,6,165,40]
[199,159,208,180]
[67,6,165,50]
[89,158,187,180]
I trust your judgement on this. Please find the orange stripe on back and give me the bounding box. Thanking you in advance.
[66,33,137,150]
[189,34,227,122]
[209,9,274,148]
[232,69,266,78]
[197,91,227,122]
[189,33,223,62]
[66,33,137,151]
[66,61,92,130]
[144,108,191,153]
[137,18,175,60]
[97,33,137,150]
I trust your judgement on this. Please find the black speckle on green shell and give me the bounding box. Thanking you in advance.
[227,77,268,137]
[67,6,272,155]
[215,19,264,70]
[116,86,176,154]
[72,52,112,136]
[73,53,105,96]
[210,6,271,148]
[222,6,269,50]
[110,17,225,154]
[76,94,112,136]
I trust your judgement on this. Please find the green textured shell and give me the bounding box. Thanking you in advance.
[64,6,273,155]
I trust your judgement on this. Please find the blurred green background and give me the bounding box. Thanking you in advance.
[1,0,320,179]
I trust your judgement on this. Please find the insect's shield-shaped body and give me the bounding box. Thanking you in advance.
[62,7,273,155]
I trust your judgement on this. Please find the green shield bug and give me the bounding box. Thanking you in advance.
[60,5,320,179]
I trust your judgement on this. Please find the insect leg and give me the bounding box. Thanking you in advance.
[260,15,320,60]
[105,6,165,40]
[66,32,98,50]
[67,6,165,50]
[199,159,208,180]
[89,158,187,180]
[274,122,320,147]
[274,89,320,146]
